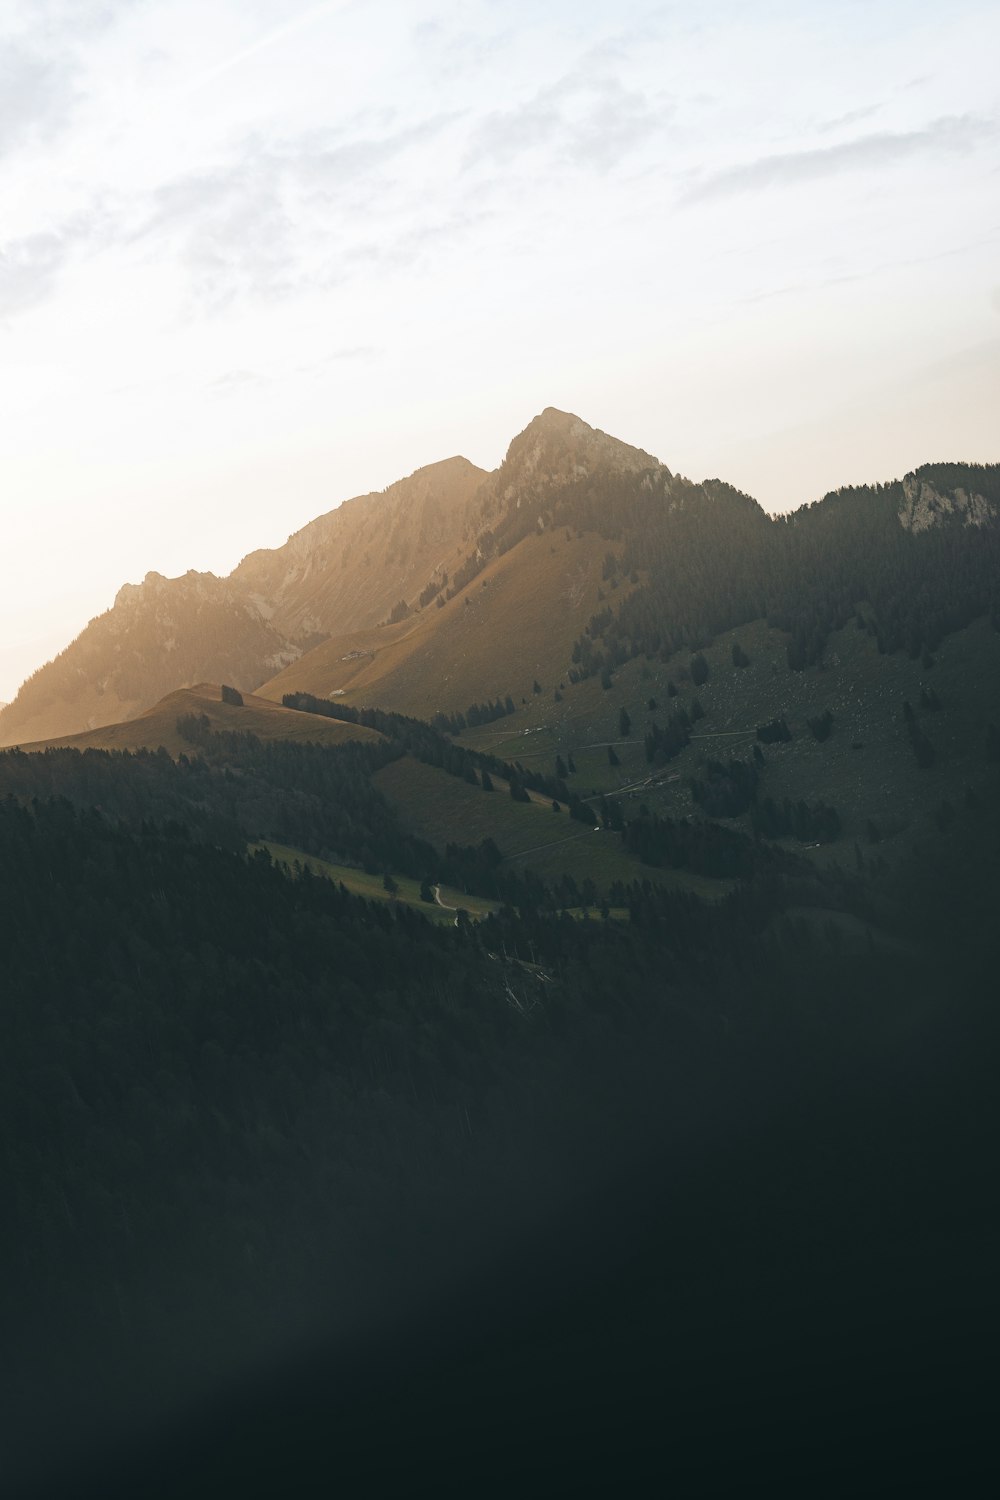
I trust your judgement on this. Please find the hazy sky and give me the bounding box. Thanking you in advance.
[1,0,998,699]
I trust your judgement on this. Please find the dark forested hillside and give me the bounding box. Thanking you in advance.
[4,728,1000,1493]
[562,462,1000,682]
[0,733,433,876]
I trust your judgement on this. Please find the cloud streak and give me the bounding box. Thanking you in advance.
[815,104,883,135]
[183,0,350,94]
[681,114,992,204]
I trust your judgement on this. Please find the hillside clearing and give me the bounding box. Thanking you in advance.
[258,842,499,923]
[374,754,732,898]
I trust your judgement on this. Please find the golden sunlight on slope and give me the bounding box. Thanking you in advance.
[260,529,630,718]
[13,683,384,755]
[233,455,487,638]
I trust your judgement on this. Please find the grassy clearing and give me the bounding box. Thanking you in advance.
[375,756,579,857]
[258,842,500,923]
[463,613,1000,871]
[518,832,730,898]
[374,755,732,898]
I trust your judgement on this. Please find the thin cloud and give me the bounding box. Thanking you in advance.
[559,75,669,172]
[736,229,1000,308]
[131,113,464,308]
[0,231,68,316]
[0,44,76,156]
[0,207,109,317]
[464,66,670,175]
[342,205,493,275]
[183,1,350,93]
[300,112,464,193]
[0,2,141,155]
[464,95,561,169]
[292,346,381,376]
[816,104,883,135]
[2,0,142,36]
[319,344,378,361]
[412,16,515,72]
[210,347,381,389]
[681,115,992,204]
[210,368,264,389]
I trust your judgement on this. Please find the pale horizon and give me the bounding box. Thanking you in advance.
[1,0,998,701]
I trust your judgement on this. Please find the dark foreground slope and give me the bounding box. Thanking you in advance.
[3,750,1000,1495]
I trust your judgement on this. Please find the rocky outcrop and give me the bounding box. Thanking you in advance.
[233,455,486,639]
[898,474,996,533]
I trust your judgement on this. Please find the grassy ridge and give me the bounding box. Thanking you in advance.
[15,684,384,756]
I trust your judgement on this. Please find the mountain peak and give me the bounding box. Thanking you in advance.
[486,408,667,512]
[535,405,582,427]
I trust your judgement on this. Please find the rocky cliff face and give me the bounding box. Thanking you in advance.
[898,472,996,533]
[233,455,486,639]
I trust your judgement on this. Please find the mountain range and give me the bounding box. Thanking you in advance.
[2,406,997,748]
